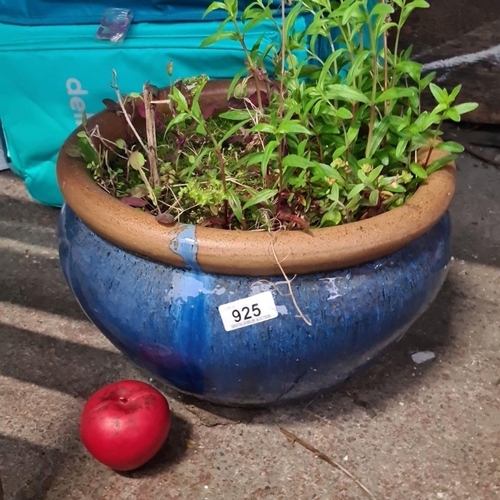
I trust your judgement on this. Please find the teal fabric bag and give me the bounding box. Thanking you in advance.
[0,18,294,206]
[0,1,283,25]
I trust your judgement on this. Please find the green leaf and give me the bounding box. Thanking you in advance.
[327,183,340,203]
[332,146,347,160]
[166,112,189,131]
[115,139,127,150]
[414,111,441,131]
[297,139,308,158]
[203,2,228,18]
[367,116,391,158]
[429,83,448,105]
[426,154,456,174]
[200,30,239,49]
[261,140,279,177]
[396,60,422,82]
[282,154,314,169]
[377,151,390,166]
[321,209,342,227]
[227,189,243,223]
[317,49,344,89]
[445,108,461,122]
[449,84,462,102]
[318,163,345,184]
[401,0,430,22]
[385,183,406,193]
[242,189,278,210]
[340,1,361,24]
[375,87,416,103]
[409,162,428,179]
[453,102,479,115]
[277,121,312,135]
[347,183,365,200]
[345,195,361,211]
[219,110,252,121]
[128,151,146,170]
[419,71,436,91]
[346,50,371,83]
[335,107,353,120]
[357,169,369,185]
[370,2,394,18]
[410,0,430,7]
[369,190,380,206]
[325,84,369,104]
[367,165,384,183]
[346,121,361,146]
[436,141,464,154]
[219,119,252,144]
[252,123,275,134]
[395,139,409,159]
[196,122,207,136]
[76,134,100,164]
[171,87,188,112]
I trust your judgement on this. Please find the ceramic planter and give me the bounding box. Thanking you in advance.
[57,81,456,406]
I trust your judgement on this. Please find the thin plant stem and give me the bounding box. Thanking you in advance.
[230,17,264,110]
[366,52,379,157]
[380,0,389,116]
[111,71,147,152]
[143,83,161,188]
[276,0,287,204]
[206,128,229,226]
[269,233,312,326]
[280,428,377,500]
[423,121,443,168]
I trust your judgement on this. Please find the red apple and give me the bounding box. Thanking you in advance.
[80,380,170,471]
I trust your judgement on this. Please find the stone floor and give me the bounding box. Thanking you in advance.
[1,152,499,500]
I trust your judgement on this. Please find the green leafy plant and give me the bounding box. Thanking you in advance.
[77,0,477,231]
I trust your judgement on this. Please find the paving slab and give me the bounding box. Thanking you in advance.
[1,152,499,500]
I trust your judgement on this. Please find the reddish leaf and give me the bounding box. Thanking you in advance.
[176,134,187,149]
[247,91,269,108]
[136,101,146,118]
[202,104,216,120]
[277,211,312,233]
[224,134,251,146]
[227,97,247,109]
[121,196,147,208]
[156,213,176,225]
[102,98,119,112]
[154,111,166,132]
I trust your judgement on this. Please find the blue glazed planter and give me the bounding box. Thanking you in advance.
[58,205,451,406]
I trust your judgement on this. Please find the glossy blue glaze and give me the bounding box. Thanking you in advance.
[58,205,451,406]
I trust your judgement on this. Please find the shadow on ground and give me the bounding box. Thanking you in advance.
[0,434,66,500]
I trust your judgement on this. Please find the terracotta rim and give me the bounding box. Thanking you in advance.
[57,80,456,277]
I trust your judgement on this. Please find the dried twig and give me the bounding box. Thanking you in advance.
[268,235,312,326]
[111,70,148,152]
[143,83,161,188]
[279,427,377,500]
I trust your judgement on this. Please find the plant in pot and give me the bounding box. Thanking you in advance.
[57,0,476,406]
